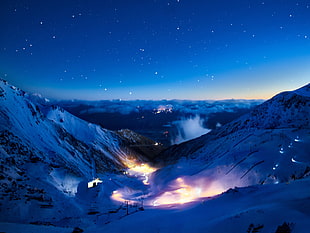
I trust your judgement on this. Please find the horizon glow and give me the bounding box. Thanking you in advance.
[1,0,309,100]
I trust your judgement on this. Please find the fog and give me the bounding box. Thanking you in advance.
[171,115,211,144]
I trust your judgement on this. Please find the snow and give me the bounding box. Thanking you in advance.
[0,79,146,177]
[49,168,82,196]
[0,79,157,229]
[293,83,310,97]
[86,178,310,233]
[1,80,310,233]
[0,222,73,233]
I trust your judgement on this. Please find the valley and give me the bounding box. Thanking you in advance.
[1,80,310,233]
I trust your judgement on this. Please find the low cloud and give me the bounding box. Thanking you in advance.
[56,99,264,116]
[171,115,211,144]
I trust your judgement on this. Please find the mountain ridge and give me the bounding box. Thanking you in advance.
[0,79,161,225]
[156,83,310,165]
[1,81,310,232]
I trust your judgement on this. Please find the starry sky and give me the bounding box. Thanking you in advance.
[1,0,310,100]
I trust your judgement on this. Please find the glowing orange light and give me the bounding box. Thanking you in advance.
[128,163,157,174]
[111,189,138,205]
[122,159,157,185]
[111,190,125,202]
[152,177,225,206]
[111,159,158,203]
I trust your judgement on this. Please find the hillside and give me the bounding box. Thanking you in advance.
[151,84,310,202]
[1,81,309,232]
[0,79,160,226]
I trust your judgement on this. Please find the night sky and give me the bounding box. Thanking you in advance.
[1,0,310,100]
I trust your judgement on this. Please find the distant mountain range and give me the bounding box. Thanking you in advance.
[54,98,263,146]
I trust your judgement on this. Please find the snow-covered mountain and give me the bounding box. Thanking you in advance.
[154,83,310,190]
[0,79,161,226]
[90,177,310,233]
[1,81,310,233]
[0,79,160,173]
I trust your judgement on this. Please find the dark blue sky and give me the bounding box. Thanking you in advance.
[1,0,310,100]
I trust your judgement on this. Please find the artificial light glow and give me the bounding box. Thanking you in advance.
[111,190,125,202]
[154,105,173,114]
[111,190,136,204]
[87,178,102,188]
[291,157,303,164]
[111,188,144,205]
[294,136,301,142]
[128,163,157,174]
[152,177,225,206]
[110,160,158,203]
[122,159,157,185]
[123,159,157,174]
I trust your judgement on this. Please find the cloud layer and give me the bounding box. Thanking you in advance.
[57,99,264,116]
[171,115,211,144]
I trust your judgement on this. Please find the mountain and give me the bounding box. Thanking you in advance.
[1,81,310,232]
[0,79,161,226]
[116,129,164,160]
[121,84,309,232]
[89,177,310,233]
[0,79,160,173]
[154,83,310,188]
[54,99,263,146]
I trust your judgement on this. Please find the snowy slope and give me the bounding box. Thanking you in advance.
[91,84,310,232]
[149,83,310,204]
[0,79,157,227]
[1,81,309,233]
[0,79,128,175]
[88,177,310,233]
[158,83,310,161]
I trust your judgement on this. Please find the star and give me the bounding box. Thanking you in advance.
[1,0,309,100]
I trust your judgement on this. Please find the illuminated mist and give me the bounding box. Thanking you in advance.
[172,115,211,144]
